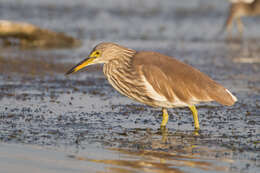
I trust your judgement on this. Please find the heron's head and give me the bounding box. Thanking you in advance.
[66,42,133,75]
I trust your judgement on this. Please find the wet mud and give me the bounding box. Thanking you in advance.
[0,0,260,173]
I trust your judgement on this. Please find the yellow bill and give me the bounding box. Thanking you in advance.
[66,57,95,75]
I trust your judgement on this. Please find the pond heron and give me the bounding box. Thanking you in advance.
[225,0,260,35]
[66,42,237,130]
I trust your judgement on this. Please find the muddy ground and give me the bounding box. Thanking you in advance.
[0,0,259,173]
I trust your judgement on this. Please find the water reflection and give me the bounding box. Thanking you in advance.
[69,128,234,173]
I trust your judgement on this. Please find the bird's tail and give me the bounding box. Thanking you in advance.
[225,89,238,104]
[213,88,238,106]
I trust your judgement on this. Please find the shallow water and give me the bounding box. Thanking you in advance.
[0,0,260,173]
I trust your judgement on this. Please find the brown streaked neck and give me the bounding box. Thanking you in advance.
[110,46,136,64]
[103,46,136,74]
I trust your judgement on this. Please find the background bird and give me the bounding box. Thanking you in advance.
[66,42,237,130]
[224,0,260,36]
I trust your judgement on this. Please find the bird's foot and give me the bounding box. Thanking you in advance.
[193,128,201,136]
[160,126,168,143]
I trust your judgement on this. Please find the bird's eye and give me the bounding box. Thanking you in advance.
[95,51,100,55]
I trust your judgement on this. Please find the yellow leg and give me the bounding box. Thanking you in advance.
[160,126,168,143]
[160,108,168,127]
[189,105,200,130]
[236,18,244,37]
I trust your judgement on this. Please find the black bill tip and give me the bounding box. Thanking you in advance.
[65,67,76,75]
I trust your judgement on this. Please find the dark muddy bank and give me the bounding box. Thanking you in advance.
[0,0,259,173]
